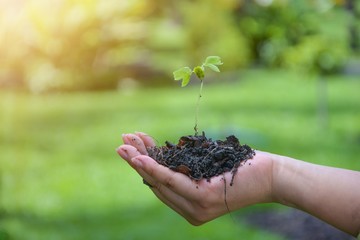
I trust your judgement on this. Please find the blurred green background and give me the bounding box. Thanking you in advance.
[1,0,360,239]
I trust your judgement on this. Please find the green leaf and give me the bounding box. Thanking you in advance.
[204,56,223,66]
[203,56,223,72]
[173,67,192,87]
[204,64,220,72]
[193,66,205,79]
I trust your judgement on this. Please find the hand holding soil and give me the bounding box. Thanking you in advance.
[117,132,360,237]
[118,132,276,225]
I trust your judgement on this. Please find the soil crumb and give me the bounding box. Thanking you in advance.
[147,132,255,185]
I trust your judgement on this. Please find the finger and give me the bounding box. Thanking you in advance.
[131,155,201,201]
[134,165,193,212]
[122,134,148,155]
[136,167,190,213]
[135,132,156,147]
[150,187,201,225]
[132,165,199,224]
[117,145,189,214]
[116,145,141,162]
[128,155,206,225]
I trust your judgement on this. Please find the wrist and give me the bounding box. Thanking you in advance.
[270,153,294,206]
[270,153,311,208]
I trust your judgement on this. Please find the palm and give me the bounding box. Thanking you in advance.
[118,132,273,225]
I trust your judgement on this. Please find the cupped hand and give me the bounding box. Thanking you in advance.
[117,132,274,225]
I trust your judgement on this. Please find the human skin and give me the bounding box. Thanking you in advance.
[117,132,360,237]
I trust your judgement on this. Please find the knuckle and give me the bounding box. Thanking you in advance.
[196,200,212,210]
[127,147,141,158]
[163,173,176,189]
[189,213,210,226]
[146,164,157,178]
[153,182,163,192]
[187,218,204,226]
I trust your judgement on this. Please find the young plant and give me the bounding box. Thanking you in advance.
[173,56,223,135]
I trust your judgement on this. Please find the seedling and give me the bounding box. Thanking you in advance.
[148,55,255,207]
[173,56,223,135]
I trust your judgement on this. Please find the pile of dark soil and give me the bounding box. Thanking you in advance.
[147,133,255,185]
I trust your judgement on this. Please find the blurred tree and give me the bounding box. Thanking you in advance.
[345,0,360,52]
[235,0,353,129]
[24,0,156,92]
[177,0,250,69]
[235,0,349,73]
[0,0,163,92]
[0,1,28,89]
[0,0,354,92]
[144,0,251,75]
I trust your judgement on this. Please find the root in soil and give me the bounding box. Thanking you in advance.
[147,132,255,186]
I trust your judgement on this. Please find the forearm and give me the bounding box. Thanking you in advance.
[271,153,360,236]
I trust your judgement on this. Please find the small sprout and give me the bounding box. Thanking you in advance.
[193,66,205,80]
[173,55,223,87]
[173,67,192,87]
[203,56,223,72]
[172,56,223,135]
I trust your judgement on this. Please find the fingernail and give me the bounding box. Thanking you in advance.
[131,157,143,168]
[117,147,129,159]
[122,134,131,144]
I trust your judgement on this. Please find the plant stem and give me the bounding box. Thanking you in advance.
[194,79,204,135]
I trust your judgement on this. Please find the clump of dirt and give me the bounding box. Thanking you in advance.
[147,132,255,185]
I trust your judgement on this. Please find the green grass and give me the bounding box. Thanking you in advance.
[0,69,359,239]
